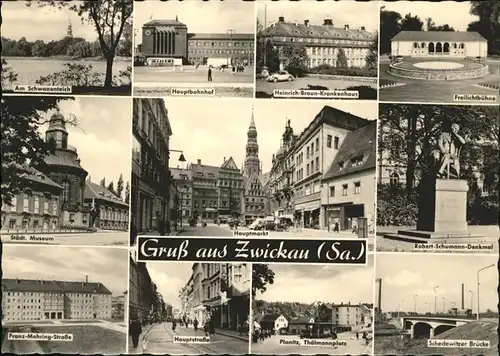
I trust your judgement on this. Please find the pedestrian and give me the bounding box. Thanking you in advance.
[194,318,199,331]
[165,219,171,235]
[209,316,215,335]
[232,65,236,75]
[207,65,213,82]
[356,331,359,340]
[129,317,142,348]
[158,219,165,236]
[172,318,177,332]
[204,317,210,336]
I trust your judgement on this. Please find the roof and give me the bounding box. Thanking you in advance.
[258,172,270,187]
[322,121,376,181]
[170,168,192,181]
[221,157,239,170]
[191,162,220,178]
[188,33,254,41]
[261,19,373,41]
[295,105,371,149]
[143,19,187,28]
[44,148,87,172]
[289,316,314,324]
[2,278,112,294]
[84,181,128,207]
[19,167,63,190]
[391,31,487,42]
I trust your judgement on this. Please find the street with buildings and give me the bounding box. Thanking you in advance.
[252,263,374,355]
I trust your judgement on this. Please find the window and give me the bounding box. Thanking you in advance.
[23,195,29,212]
[351,156,363,167]
[306,164,310,176]
[316,137,319,150]
[354,182,361,194]
[390,173,399,185]
[306,147,310,158]
[315,157,319,171]
[62,181,70,203]
[34,196,39,214]
[311,142,314,153]
[339,162,344,171]
[327,135,332,148]
[342,184,348,196]
[334,136,339,149]
[329,186,335,197]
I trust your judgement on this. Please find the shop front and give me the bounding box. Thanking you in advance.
[295,198,322,229]
[323,203,365,230]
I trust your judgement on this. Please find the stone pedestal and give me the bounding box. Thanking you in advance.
[417,179,468,234]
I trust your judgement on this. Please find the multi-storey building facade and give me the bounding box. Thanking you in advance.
[321,121,376,232]
[180,263,250,331]
[84,181,129,230]
[129,254,155,322]
[131,98,172,238]
[259,17,374,68]
[141,18,254,66]
[2,277,112,322]
[1,169,62,231]
[292,106,370,229]
[170,168,193,220]
[43,109,89,228]
[329,303,364,328]
[218,157,245,219]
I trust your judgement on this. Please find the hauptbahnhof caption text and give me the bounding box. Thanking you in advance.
[137,237,367,264]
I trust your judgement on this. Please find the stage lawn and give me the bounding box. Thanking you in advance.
[35,325,126,354]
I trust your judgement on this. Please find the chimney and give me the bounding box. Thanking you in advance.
[197,159,201,165]
[361,26,366,31]
[323,18,333,26]
[461,283,464,309]
[86,275,88,283]
[278,16,284,22]
[304,20,310,27]
[344,24,349,31]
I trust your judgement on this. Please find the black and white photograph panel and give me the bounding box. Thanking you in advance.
[133,0,255,98]
[1,96,131,246]
[1,245,128,355]
[129,98,377,247]
[1,0,132,96]
[251,260,374,355]
[379,1,500,104]
[374,253,498,356]
[256,0,378,100]
[376,103,499,253]
[128,259,250,355]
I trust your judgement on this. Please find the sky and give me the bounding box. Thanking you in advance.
[256,255,374,304]
[376,254,498,314]
[381,1,477,31]
[1,1,98,42]
[146,262,195,310]
[37,97,132,189]
[257,0,379,33]
[166,98,376,173]
[134,1,255,45]
[2,245,128,296]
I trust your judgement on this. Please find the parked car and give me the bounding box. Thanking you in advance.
[248,218,264,230]
[266,70,294,83]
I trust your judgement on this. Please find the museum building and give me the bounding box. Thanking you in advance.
[2,277,112,322]
[259,16,375,68]
[141,19,254,65]
[391,31,488,58]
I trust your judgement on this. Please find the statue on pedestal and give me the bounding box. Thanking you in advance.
[431,123,467,179]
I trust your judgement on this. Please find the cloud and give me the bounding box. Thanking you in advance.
[2,245,128,296]
[385,270,423,287]
[147,262,193,310]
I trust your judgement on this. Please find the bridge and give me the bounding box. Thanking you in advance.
[400,316,474,339]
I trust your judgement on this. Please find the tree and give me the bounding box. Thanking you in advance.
[1,59,18,88]
[256,18,264,34]
[100,177,106,187]
[467,1,500,56]
[252,264,275,297]
[336,48,348,68]
[365,31,378,72]
[107,181,116,194]
[281,44,309,77]
[118,21,132,57]
[125,181,130,204]
[117,173,124,198]
[400,13,424,31]
[380,9,402,54]
[257,40,280,72]
[29,0,133,87]
[1,97,74,205]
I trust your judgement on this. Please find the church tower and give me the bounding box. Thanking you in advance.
[45,108,69,149]
[67,19,73,38]
[243,107,261,177]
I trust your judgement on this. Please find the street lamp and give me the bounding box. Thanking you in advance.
[413,294,418,314]
[433,286,439,314]
[477,264,495,322]
[469,290,474,313]
[169,149,186,163]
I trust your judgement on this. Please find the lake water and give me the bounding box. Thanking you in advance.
[3,58,131,86]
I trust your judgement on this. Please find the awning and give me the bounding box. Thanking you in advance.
[203,299,222,308]
[193,305,206,311]
[295,201,321,211]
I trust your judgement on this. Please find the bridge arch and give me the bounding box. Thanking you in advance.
[413,322,432,338]
[434,325,455,336]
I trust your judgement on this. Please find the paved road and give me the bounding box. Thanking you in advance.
[251,333,372,355]
[0,231,128,246]
[178,225,235,237]
[256,77,376,95]
[134,67,253,84]
[379,62,500,103]
[129,322,248,355]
